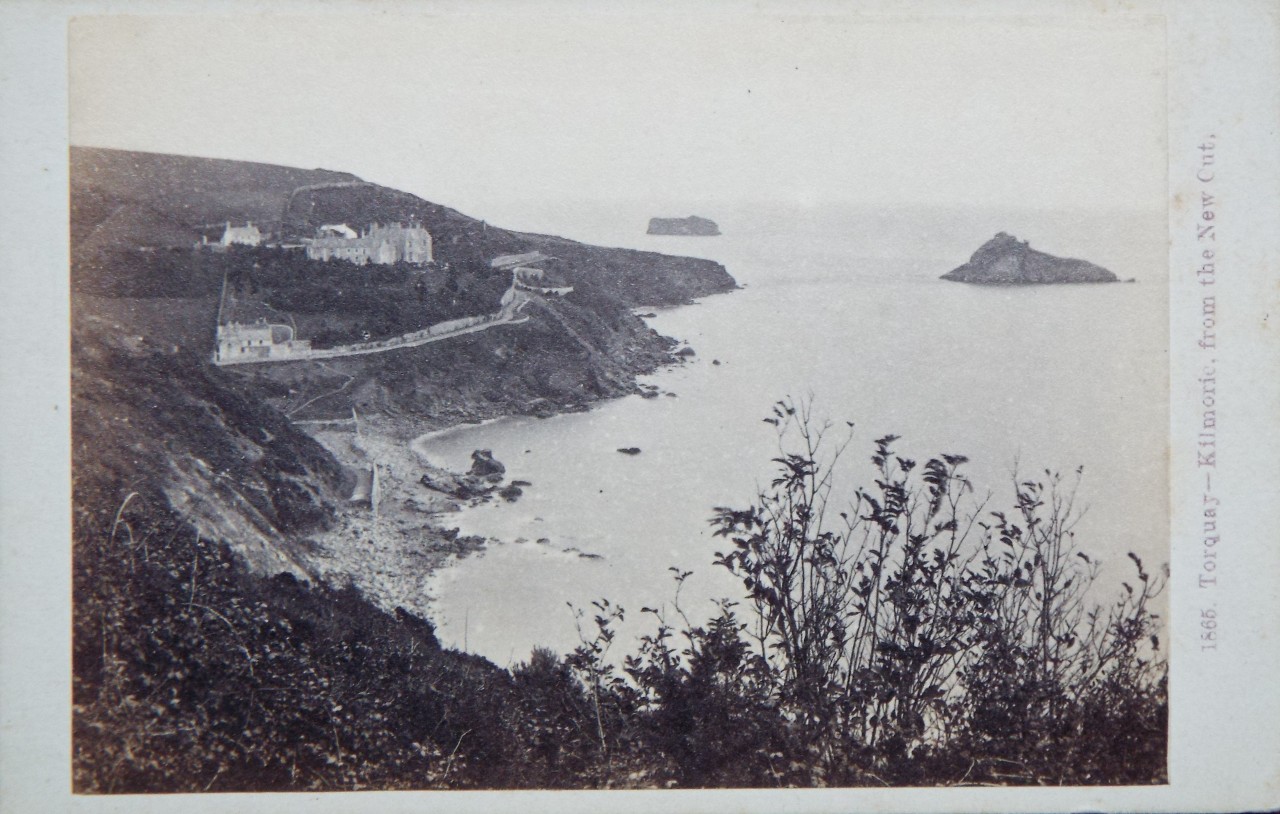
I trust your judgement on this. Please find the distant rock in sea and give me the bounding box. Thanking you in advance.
[942,232,1118,285]
[647,216,721,236]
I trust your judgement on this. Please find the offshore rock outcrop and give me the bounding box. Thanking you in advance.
[942,232,1118,285]
[647,215,720,236]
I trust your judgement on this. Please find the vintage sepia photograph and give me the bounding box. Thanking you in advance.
[64,9,1173,794]
[3,1,1278,810]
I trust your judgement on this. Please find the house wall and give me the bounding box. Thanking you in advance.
[220,222,263,247]
[215,321,311,363]
[303,223,432,266]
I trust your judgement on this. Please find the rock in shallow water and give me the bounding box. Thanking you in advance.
[419,470,489,500]
[468,449,506,482]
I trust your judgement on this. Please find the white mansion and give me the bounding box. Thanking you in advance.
[303,222,433,266]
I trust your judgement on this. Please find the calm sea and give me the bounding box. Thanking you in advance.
[415,203,1169,667]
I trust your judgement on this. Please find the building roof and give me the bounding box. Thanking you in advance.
[490,251,549,269]
[319,223,358,239]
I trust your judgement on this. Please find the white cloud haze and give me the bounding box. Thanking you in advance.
[70,12,1167,217]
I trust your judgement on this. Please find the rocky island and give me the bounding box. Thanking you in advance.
[942,232,1119,285]
[647,215,720,236]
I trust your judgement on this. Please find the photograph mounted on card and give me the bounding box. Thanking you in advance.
[65,4,1173,798]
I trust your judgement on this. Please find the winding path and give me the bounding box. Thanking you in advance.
[215,266,571,366]
[281,180,375,224]
[299,292,533,361]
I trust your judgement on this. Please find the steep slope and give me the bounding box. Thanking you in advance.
[72,307,350,578]
[71,147,359,240]
[69,144,738,597]
[71,147,735,305]
[70,147,739,791]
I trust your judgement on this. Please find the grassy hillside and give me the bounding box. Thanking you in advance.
[71,147,734,427]
[69,148,1165,792]
[73,308,350,576]
[71,147,359,241]
[73,487,608,792]
[70,147,741,791]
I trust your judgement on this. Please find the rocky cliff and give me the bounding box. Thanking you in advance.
[71,147,737,576]
[941,232,1118,285]
[70,148,744,792]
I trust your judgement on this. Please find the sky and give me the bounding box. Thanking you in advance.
[69,12,1167,222]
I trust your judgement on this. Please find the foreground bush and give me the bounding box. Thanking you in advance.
[565,399,1167,786]
[72,495,611,791]
[73,398,1165,790]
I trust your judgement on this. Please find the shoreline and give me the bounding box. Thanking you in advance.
[293,302,711,623]
[409,415,509,457]
[296,420,489,620]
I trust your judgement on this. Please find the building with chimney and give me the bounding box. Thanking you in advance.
[219,221,263,247]
[303,222,433,266]
[214,319,311,364]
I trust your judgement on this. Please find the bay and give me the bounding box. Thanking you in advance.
[415,204,1169,667]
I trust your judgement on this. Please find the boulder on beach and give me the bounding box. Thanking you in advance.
[468,449,506,482]
[419,470,488,500]
[942,232,1118,285]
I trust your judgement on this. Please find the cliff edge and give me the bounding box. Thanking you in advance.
[71,146,737,578]
[942,232,1117,285]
